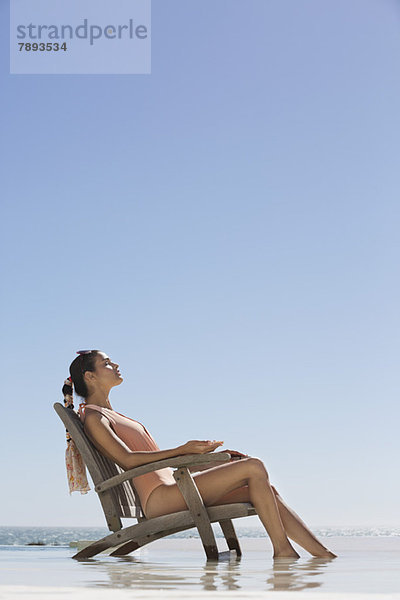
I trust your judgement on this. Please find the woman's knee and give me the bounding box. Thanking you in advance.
[243,457,269,480]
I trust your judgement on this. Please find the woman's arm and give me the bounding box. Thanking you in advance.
[84,412,223,471]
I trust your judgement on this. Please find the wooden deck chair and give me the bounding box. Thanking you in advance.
[54,402,257,560]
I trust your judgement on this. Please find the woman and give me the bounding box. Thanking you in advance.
[67,349,337,559]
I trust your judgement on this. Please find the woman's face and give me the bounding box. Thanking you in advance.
[86,351,123,390]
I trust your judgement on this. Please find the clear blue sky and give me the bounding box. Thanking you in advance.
[1,0,399,528]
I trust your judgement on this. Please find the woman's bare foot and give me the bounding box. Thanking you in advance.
[312,548,337,559]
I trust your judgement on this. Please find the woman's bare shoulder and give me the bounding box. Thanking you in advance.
[83,410,110,432]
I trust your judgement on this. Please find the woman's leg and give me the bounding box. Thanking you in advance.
[145,457,299,558]
[270,486,337,558]
[211,484,336,558]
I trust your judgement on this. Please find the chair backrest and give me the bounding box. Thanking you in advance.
[54,402,144,532]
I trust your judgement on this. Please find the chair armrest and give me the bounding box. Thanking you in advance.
[95,451,231,493]
[188,455,243,472]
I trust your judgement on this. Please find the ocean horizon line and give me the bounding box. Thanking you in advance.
[1,525,400,547]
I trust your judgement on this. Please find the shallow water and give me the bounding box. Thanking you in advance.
[1,537,400,593]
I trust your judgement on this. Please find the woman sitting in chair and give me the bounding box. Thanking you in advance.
[67,349,336,559]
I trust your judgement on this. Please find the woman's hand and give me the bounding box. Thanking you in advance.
[178,440,224,455]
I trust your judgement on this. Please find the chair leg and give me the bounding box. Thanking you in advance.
[110,540,141,556]
[219,519,242,557]
[174,468,219,560]
[72,514,192,559]
[110,525,186,556]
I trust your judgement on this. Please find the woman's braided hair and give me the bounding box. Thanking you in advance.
[67,350,100,399]
[61,350,100,459]
[60,351,98,495]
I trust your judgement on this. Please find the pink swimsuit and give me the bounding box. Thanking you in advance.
[79,404,175,513]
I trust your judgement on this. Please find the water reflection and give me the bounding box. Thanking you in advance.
[78,549,335,592]
[267,557,331,591]
[79,555,189,589]
[200,554,242,591]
